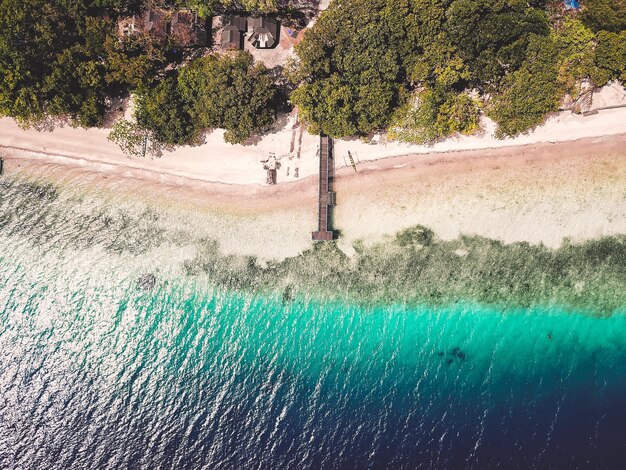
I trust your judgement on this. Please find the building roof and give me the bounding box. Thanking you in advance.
[170,10,209,47]
[143,10,169,41]
[248,16,279,49]
[223,15,247,32]
[221,26,243,50]
[220,16,246,50]
[118,9,208,47]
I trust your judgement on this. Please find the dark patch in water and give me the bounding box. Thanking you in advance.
[451,347,466,361]
[282,285,294,305]
[438,347,467,364]
[137,273,157,291]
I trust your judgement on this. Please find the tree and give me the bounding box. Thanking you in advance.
[108,119,150,158]
[104,35,168,91]
[0,0,174,128]
[554,18,596,95]
[291,0,407,137]
[135,76,197,146]
[581,0,626,33]
[444,0,550,87]
[0,0,79,123]
[592,30,626,85]
[291,78,359,137]
[291,0,554,139]
[177,52,277,144]
[488,35,561,138]
[389,88,481,144]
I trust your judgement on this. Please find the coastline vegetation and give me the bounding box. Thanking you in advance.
[0,0,624,145]
[132,51,280,146]
[291,0,626,140]
[184,228,626,315]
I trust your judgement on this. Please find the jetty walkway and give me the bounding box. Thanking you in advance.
[311,135,336,241]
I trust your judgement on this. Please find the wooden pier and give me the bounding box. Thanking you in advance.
[312,135,336,241]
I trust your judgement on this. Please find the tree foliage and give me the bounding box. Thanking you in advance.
[108,119,148,158]
[0,0,91,124]
[178,52,277,144]
[0,0,170,127]
[1,0,624,145]
[488,35,561,138]
[133,52,278,146]
[389,88,481,144]
[293,0,625,140]
[581,0,626,33]
[592,30,626,84]
[292,0,555,139]
[291,0,411,137]
[135,76,197,146]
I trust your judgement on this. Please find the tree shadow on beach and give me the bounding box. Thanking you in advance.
[26,115,73,133]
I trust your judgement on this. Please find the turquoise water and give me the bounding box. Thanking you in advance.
[1,176,626,468]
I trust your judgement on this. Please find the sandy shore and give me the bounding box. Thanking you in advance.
[3,134,625,260]
[1,83,625,187]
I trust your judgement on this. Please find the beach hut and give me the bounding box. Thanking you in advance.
[248,17,279,49]
[221,15,247,50]
[118,9,209,47]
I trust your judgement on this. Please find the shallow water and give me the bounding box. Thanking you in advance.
[1,176,626,469]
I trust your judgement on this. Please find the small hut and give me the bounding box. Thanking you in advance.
[221,15,247,50]
[248,17,279,49]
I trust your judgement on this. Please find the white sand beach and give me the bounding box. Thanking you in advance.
[1,84,625,188]
[3,133,625,261]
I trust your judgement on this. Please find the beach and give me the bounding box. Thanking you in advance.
[2,130,625,261]
[1,80,625,262]
[1,83,625,187]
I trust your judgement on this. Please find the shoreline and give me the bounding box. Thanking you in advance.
[2,134,625,261]
[3,131,626,193]
[1,85,626,187]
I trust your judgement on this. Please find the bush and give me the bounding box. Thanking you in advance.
[388,88,481,144]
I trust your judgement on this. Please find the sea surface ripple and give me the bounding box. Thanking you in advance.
[1,176,626,469]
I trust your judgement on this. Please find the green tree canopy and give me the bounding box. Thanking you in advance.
[445,0,550,86]
[177,52,277,144]
[133,52,278,145]
[291,0,554,139]
[592,30,626,84]
[581,0,626,33]
[135,76,197,145]
[488,35,561,138]
[389,88,481,144]
[0,0,176,127]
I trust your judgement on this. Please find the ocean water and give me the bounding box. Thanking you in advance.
[1,176,626,469]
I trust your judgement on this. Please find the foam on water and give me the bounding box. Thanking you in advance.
[1,175,626,468]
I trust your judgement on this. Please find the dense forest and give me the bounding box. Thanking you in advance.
[292,0,626,140]
[0,0,624,149]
